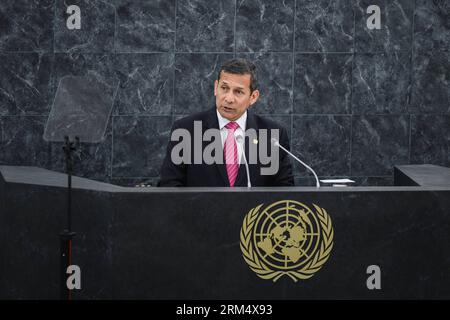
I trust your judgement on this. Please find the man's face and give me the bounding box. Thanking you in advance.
[214,71,260,121]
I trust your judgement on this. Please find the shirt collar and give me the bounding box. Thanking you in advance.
[216,109,247,131]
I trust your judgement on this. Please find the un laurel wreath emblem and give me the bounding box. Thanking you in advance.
[240,200,334,282]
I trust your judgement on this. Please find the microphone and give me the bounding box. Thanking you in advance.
[271,138,320,188]
[236,135,251,188]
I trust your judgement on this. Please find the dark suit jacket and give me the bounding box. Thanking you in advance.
[158,107,294,187]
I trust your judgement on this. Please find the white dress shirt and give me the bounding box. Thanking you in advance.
[216,109,247,165]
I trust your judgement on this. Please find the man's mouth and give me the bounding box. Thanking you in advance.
[223,106,234,113]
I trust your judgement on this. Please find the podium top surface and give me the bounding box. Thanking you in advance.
[0,166,126,192]
[1,165,450,193]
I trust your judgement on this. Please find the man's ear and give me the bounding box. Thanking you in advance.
[250,89,260,105]
[214,80,218,96]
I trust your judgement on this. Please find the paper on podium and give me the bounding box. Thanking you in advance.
[320,179,355,184]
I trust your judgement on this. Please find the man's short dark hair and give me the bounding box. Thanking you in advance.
[218,58,259,93]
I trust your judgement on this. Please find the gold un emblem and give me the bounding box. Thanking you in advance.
[240,200,334,282]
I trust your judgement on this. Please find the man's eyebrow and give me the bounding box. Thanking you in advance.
[220,81,246,90]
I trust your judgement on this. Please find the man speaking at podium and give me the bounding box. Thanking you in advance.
[158,58,294,187]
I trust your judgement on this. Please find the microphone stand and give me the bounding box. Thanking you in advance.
[60,135,79,300]
[236,135,251,188]
[272,138,320,188]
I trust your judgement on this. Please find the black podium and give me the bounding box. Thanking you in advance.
[1,164,449,299]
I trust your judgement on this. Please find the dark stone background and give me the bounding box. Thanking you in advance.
[0,0,448,186]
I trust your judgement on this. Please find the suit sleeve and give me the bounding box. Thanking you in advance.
[157,122,187,187]
[272,127,295,186]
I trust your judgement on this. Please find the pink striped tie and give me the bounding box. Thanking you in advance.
[224,121,239,187]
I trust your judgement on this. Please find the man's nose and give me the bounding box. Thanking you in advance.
[224,92,234,103]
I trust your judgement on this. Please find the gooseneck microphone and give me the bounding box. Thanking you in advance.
[236,135,251,188]
[271,138,320,188]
